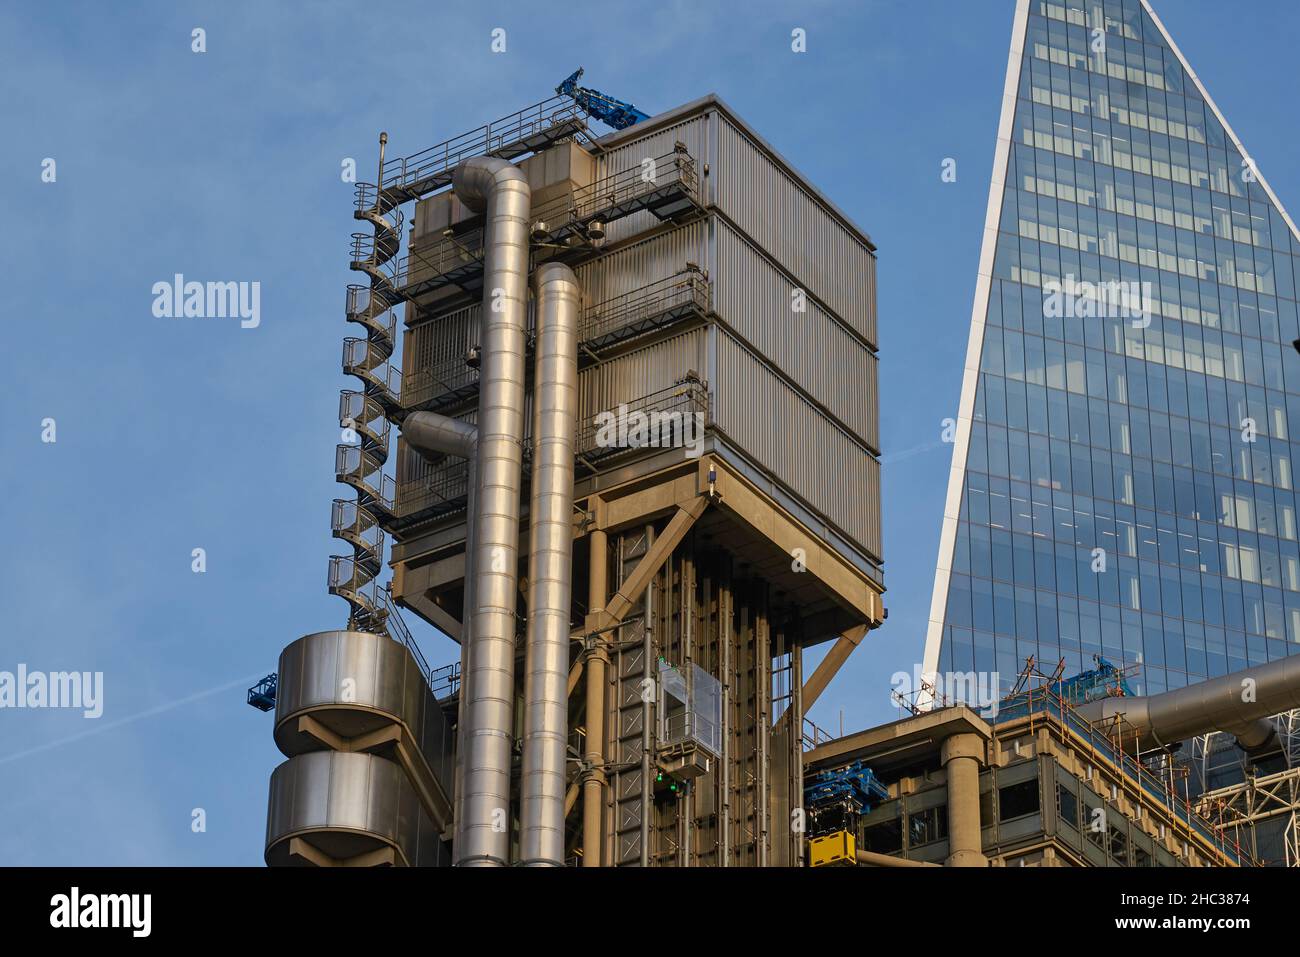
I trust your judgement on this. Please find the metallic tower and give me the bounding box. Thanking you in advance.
[264,90,885,866]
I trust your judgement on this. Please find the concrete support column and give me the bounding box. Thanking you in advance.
[941,732,987,867]
[581,526,608,867]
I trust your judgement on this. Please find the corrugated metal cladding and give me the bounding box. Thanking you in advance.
[714,329,882,563]
[593,115,709,247]
[714,117,877,349]
[572,220,707,306]
[713,219,878,451]
[577,327,707,417]
[403,302,479,380]
[397,326,704,502]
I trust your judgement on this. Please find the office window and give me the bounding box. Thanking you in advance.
[999,779,1041,821]
[908,806,948,847]
[1056,782,1079,831]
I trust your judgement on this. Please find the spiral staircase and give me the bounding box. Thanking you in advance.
[328,98,592,640]
[329,135,406,634]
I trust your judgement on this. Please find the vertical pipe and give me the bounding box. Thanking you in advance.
[451,156,531,867]
[640,534,654,867]
[519,264,580,866]
[583,526,608,867]
[719,569,731,866]
[757,607,770,867]
[791,643,804,867]
[454,455,476,852]
[738,594,751,863]
[400,412,479,858]
[682,552,693,866]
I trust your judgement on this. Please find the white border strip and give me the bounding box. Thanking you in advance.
[920,0,1300,704]
[921,0,1031,699]
[1139,0,1300,245]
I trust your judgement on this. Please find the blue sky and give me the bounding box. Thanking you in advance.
[3,0,1298,865]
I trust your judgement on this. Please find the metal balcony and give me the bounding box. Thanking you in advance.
[373,95,589,206]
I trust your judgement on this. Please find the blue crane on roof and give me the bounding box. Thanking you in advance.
[556,68,649,130]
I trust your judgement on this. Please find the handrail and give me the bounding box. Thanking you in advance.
[378,585,431,685]
[429,662,461,699]
[376,94,586,196]
[1000,685,1254,865]
[567,149,698,222]
[576,378,710,457]
[580,269,710,346]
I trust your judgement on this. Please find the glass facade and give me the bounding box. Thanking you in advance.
[929,0,1300,699]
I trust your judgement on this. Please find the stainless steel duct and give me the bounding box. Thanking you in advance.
[519,263,580,866]
[1076,655,1300,754]
[403,413,478,462]
[450,156,532,867]
[402,410,479,849]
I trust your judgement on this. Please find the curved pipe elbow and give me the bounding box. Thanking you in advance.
[403,411,478,462]
[452,156,529,213]
[1228,717,1279,757]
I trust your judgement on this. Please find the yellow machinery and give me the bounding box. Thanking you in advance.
[808,830,856,867]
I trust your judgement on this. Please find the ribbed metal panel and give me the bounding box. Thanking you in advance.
[713,219,878,451]
[405,303,478,371]
[402,303,480,406]
[577,327,708,418]
[573,221,707,304]
[714,329,881,560]
[595,115,709,245]
[714,118,876,348]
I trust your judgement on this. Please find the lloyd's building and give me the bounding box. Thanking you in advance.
[925,0,1300,862]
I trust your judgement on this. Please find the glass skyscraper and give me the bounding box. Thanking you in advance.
[924,0,1300,702]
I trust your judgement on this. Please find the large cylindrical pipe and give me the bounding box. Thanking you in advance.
[400,411,479,846]
[451,156,532,867]
[519,263,580,866]
[583,527,608,867]
[856,849,940,868]
[1075,656,1300,754]
[942,732,986,867]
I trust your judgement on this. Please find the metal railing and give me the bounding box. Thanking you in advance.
[401,355,479,410]
[396,458,472,519]
[580,269,710,350]
[378,585,431,685]
[375,95,588,200]
[802,716,836,752]
[335,445,396,511]
[350,232,401,279]
[576,378,710,462]
[339,390,391,445]
[532,148,702,246]
[999,685,1255,866]
[330,498,383,563]
[571,149,699,222]
[394,226,485,299]
[342,338,402,402]
[345,284,400,329]
[429,662,461,700]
